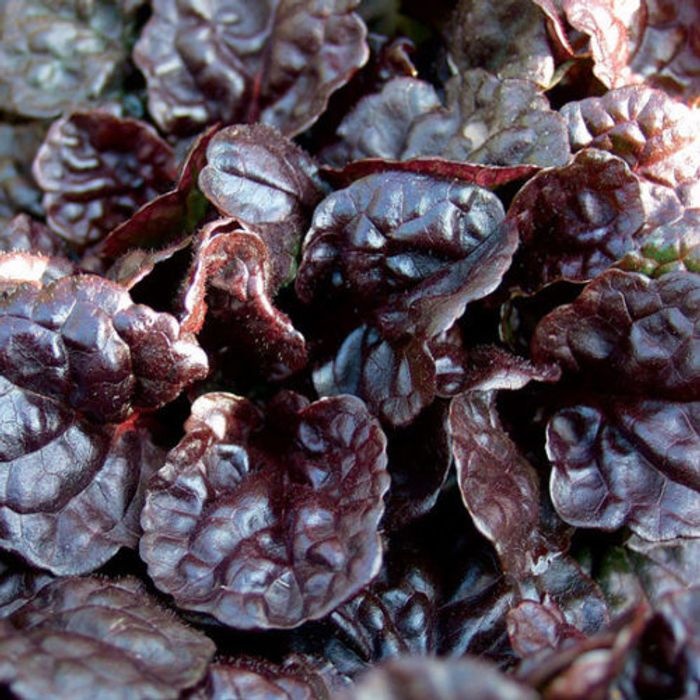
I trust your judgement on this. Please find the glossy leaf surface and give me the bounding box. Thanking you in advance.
[134,0,369,135]
[141,391,389,629]
[33,111,177,247]
[0,576,215,699]
[533,270,700,540]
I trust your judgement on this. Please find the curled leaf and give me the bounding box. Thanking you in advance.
[134,0,369,135]
[140,391,389,629]
[0,576,215,699]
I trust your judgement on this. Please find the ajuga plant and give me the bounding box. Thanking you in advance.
[0,0,698,698]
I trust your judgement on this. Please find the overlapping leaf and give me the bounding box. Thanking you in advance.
[134,0,369,136]
[199,124,324,288]
[447,0,556,87]
[0,576,215,699]
[0,273,208,572]
[324,71,569,168]
[140,391,389,629]
[532,269,700,540]
[179,219,307,382]
[0,0,131,118]
[297,171,516,425]
[33,111,177,247]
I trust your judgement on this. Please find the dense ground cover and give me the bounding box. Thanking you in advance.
[0,0,698,697]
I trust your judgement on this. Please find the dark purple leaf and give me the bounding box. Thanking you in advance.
[0,123,44,226]
[193,655,348,700]
[297,171,512,338]
[99,126,219,260]
[446,0,557,86]
[107,235,193,290]
[0,576,215,699]
[0,0,131,118]
[634,587,700,697]
[532,269,700,540]
[450,391,546,578]
[0,215,68,260]
[0,274,207,572]
[323,71,569,168]
[0,555,52,618]
[507,600,585,657]
[313,327,436,427]
[32,110,177,247]
[0,419,163,574]
[508,149,650,292]
[198,124,324,288]
[179,219,307,381]
[140,391,389,629]
[322,157,539,190]
[0,252,74,294]
[339,656,538,700]
[561,0,700,104]
[322,546,440,677]
[515,604,649,699]
[133,0,369,136]
[561,86,700,190]
[626,535,700,602]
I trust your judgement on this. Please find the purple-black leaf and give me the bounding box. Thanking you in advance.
[0,576,215,699]
[532,269,700,540]
[134,0,369,136]
[198,124,324,288]
[33,111,177,248]
[140,391,389,629]
[0,0,131,118]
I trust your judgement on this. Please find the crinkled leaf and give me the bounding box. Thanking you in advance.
[1,274,209,423]
[134,0,369,136]
[0,576,215,699]
[508,149,649,292]
[0,123,44,226]
[313,326,436,427]
[0,215,68,260]
[561,86,700,190]
[515,603,649,699]
[507,600,585,657]
[140,391,389,629]
[340,656,538,700]
[446,0,556,86]
[450,391,547,578]
[0,252,74,293]
[193,655,348,700]
[532,269,700,540]
[0,417,163,574]
[618,207,700,277]
[562,0,700,104]
[323,556,439,676]
[199,124,324,288]
[324,72,569,168]
[33,110,177,247]
[0,274,207,572]
[297,171,511,339]
[180,219,307,382]
[0,0,130,118]
[99,126,218,260]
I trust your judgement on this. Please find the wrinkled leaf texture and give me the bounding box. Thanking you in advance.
[140,391,389,629]
[134,0,369,136]
[533,269,700,540]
